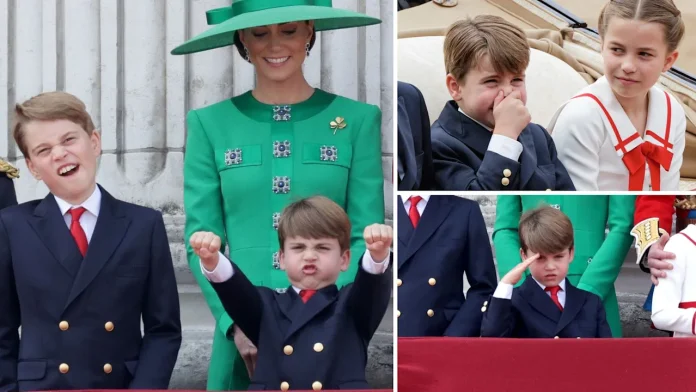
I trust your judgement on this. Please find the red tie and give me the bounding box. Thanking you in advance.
[69,207,89,257]
[545,286,563,311]
[299,289,316,303]
[408,196,423,227]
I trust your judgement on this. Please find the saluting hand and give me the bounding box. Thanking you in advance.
[500,253,539,286]
[189,231,222,271]
[364,223,393,262]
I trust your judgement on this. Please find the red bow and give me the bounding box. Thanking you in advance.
[622,140,672,191]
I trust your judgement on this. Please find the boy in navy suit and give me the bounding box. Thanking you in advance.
[190,196,392,391]
[431,15,574,191]
[481,205,611,338]
[0,92,181,391]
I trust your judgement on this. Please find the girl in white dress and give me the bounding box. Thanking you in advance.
[548,0,686,191]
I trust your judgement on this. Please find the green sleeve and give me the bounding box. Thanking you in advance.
[577,195,635,300]
[492,195,523,286]
[339,105,385,288]
[183,110,234,338]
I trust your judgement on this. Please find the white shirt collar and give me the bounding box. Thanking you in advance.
[402,195,430,205]
[532,276,566,292]
[54,186,102,218]
[458,107,493,132]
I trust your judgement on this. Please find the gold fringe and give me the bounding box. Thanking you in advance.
[0,159,19,179]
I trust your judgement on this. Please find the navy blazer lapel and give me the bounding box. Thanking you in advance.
[438,101,491,158]
[65,186,131,310]
[397,197,414,268]
[519,277,562,323]
[398,96,417,190]
[517,126,538,189]
[400,196,453,264]
[28,194,83,277]
[275,287,301,324]
[555,280,587,334]
[286,285,339,340]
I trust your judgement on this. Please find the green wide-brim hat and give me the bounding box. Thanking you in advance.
[171,0,382,55]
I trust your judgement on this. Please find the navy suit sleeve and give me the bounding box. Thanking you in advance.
[0,215,19,392]
[414,87,436,191]
[130,213,182,389]
[346,254,393,339]
[0,177,17,211]
[595,297,613,338]
[209,262,264,346]
[431,130,521,190]
[444,204,497,336]
[480,296,518,337]
[544,129,575,191]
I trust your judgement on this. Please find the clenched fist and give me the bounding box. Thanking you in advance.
[190,231,222,271]
[492,90,531,140]
[364,223,393,262]
[500,253,539,286]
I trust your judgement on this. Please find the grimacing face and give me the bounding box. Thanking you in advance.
[239,21,314,83]
[279,236,350,290]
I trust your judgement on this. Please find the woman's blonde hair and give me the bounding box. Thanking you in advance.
[598,0,685,52]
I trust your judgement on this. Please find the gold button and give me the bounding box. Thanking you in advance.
[59,321,69,331]
[314,343,324,353]
[59,363,69,374]
[397,279,402,287]
[546,188,552,191]
[577,337,581,339]
[483,301,488,306]
[427,309,434,317]
[501,178,510,186]
[104,363,112,374]
[503,169,512,178]
[554,336,560,339]
[105,322,114,332]
[280,381,290,391]
[428,278,436,286]
[397,310,401,317]
[283,345,293,355]
[312,381,323,390]
[481,306,487,312]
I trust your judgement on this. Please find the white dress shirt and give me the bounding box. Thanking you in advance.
[493,277,567,307]
[458,107,523,162]
[202,249,390,290]
[402,194,429,217]
[54,186,102,243]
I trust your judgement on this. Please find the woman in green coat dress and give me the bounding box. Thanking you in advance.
[171,1,385,390]
[493,195,635,337]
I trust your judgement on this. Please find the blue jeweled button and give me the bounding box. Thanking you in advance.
[320,145,338,162]
[273,105,292,121]
[273,251,281,269]
[224,148,242,165]
[273,213,281,230]
[273,140,291,158]
[272,176,291,194]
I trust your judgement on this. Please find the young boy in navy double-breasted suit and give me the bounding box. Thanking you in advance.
[190,196,392,391]
[0,92,181,391]
[481,205,612,338]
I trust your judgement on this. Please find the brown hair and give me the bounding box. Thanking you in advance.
[443,15,530,83]
[598,0,685,52]
[13,91,95,157]
[519,205,574,254]
[278,196,351,252]
[233,22,317,59]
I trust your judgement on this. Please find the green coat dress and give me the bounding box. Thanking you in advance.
[183,89,385,390]
[492,195,635,337]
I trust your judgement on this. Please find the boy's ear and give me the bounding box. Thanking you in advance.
[568,247,575,263]
[339,249,351,272]
[25,157,41,180]
[445,73,463,101]
[518,247,527,262]
[90,129,102,155]
[279,249,287,271]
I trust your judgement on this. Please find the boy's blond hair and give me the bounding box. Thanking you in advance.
[444,15,530,83]
[13,91,96,157]
[519,206,574,254]
[278,196,351,252]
